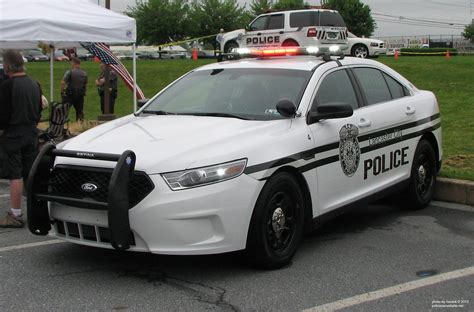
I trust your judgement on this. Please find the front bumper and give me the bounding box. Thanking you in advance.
[28,145,263,255]
[49,173,262,254]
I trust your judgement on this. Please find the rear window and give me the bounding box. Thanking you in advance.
[319,12,346,27]
[290,11,346,28]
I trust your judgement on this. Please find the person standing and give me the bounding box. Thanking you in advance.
[61,56,87,121]
[95,63,118,114]
[0,50,42,228]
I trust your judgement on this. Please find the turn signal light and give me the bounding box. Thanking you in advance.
[307,28,317,37]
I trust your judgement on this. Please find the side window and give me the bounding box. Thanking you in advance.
[383,73,409,99]
[267,14,284,30]
[353,68,392,105]
[290,12,315,28]
[313,70,359,110]
[249,16,268,31]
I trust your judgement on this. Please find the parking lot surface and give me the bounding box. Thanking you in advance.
[0,181,472,311]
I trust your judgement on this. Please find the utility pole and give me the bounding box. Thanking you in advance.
[98,0,115,121]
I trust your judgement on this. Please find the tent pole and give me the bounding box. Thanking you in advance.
[50,47,54,102]
[133,43,137,113]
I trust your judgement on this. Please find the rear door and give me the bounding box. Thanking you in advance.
[349,66,417,194]
[242,14,285,48]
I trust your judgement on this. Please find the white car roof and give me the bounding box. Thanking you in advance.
[196,55,380,72]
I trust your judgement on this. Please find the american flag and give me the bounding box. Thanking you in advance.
[80,42,145,99]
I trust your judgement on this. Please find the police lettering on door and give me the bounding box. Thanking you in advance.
[364,147,409,180]
[246,36,280,45]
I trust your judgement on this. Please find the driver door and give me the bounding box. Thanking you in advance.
[242,14,285,48]
[307,68,365,213]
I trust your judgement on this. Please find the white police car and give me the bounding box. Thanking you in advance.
[27,47,441,269]
[218,9,349,54]
[346,32,386,58]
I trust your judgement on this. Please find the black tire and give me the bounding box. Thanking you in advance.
[224,41,239,53]
[282,39,299,47]
[245,172,305,269]
[351,44,369,58]
[403,140,437,210]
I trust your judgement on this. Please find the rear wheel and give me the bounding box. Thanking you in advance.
[282,39,299,47]
[224,41,239,53]
[245,172,305,269]
[352,44,369,58]
[403,140,437,210]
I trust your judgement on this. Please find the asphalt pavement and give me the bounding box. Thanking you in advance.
[0,181,472,311]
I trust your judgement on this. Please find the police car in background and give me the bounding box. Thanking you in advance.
[27,47,441,269]
[346,32,386,58]
[218,9,349,54]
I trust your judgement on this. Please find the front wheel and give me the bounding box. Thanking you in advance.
[245,172,305,269]
[403,140,437,210]
[224,41,239,53]
[352,44,369,58]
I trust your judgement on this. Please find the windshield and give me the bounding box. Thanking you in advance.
[27,50,44,56]
[143,68,312,120]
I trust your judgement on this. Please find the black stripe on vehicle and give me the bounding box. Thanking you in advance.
[360,123,441,154]
[298,122,441,174]
[358,113,440,142]
[245,114,440,175]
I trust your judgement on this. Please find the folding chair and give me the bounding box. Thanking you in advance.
[38,101,71,145]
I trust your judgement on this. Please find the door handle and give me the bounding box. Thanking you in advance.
[358,118,372,128]
[279,31,284,34]
[405,106,416,115]
[257,32,262,36]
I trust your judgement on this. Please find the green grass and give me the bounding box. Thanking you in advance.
[26,56,474,181]
[378,56,474,181]
[26,59,215,120]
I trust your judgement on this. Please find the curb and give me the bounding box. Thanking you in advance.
[434,177,474,206]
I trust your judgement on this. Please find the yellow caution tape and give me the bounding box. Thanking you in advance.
[152,34,219,49]
[400,52,451,55]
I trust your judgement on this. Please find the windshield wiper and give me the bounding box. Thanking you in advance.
[141,110,174,115]
[181,112,250,120]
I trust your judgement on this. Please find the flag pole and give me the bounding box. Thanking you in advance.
[133,43,137,113]
[50,47,54,102]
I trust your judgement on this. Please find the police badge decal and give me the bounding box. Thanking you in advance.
[339,124,361,177]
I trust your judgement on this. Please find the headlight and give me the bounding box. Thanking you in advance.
[162,159,247,191]
[370,42,379,47]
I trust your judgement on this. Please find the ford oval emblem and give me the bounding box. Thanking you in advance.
[81,183,98,193]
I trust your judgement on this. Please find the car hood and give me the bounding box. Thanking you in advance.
[58,114,290,174]
[223,29,245,41]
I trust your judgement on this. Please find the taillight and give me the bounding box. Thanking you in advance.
[307,28,317,37]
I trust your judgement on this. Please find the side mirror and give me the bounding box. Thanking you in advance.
[137,99,149,109]
[245,25,251,31]
[307,102,353,124]
[276,98,297,118]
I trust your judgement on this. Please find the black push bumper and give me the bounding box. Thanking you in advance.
[27,143,136,250]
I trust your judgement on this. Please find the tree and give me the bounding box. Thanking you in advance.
[324,0,375,37]
[126,0,191,45]
[463,21,474,43]
[189,0,249,37]
[250,0,273,16]
[272,0,308,11]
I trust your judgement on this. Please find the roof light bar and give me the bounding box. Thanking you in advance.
[227,45,345,59]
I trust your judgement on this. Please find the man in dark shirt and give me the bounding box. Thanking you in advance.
[61,57,87,121]
[95,62,118,114]
[0,50,42,228]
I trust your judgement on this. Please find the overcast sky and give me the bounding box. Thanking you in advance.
[98,0,473,37]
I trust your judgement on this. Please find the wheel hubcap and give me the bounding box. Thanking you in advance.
[355,47,367,58]
[416,155,432,198]
[266,192,295,251]
[272,207,287,239]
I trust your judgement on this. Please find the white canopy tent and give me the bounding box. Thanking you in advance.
[0,0,139,111]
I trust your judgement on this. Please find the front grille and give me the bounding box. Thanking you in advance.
[55,220,135,245]
[49,165,154,209]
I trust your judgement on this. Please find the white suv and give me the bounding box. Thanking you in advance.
[218,9,349,53]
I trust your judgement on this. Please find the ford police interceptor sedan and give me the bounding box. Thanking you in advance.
[27,48,441,269]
